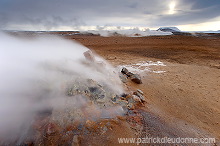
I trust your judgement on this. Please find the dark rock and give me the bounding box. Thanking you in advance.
[126,72,134,77]
[121,67,129,74]
[120,67,142,84]
[121,93,128,98]
[89,87,98,93]
[88,86,106,100]
[130,74,142,84]
[98,94,105,99]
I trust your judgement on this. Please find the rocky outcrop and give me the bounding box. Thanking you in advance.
[121,67,142,84]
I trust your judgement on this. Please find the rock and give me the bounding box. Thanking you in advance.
[133,91,140,97]
[132,95,141,102]
[138,95,145,102]
[133,91,145,102]
[137,89,144,95]
[124,94,133,101]
[121,67,142,84]
[107,56,117,60]
[126,72,134,77]
[88,86,106,100]
[119,73,128,83]
[130,74,142,84]
[117,100,128,108]
[121,93,128,98]
[83,50,95,62]
[127,103,135,110]
[121,67,129,75]
[120,96,126,100]
[111,95,119,103]
[111,96,117,103]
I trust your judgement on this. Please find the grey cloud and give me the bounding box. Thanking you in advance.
[150,3,220,27]
[126,2,138,9]
[0,0,220,30]
[188,0,220,9]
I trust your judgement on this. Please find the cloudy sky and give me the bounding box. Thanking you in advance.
[0,0,220,31]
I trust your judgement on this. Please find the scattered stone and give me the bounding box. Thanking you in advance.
[107,56,117,60]
[132,95,142,102]
[139,95,145,102]
[111,96,117,103]
[124,94,133,101]
[120,67,142,84]
[127,103,135,110]
[137,89,144,95]
[121,67,129,74]
[120,96,126,100]
[121,93,128,98]
[119,73,128,83]
[88,86,106,100]
[118,100,128,107]
[133,90,145,102]
[130,74,142,84]
[83,50,95,62]
[126,72,134,77]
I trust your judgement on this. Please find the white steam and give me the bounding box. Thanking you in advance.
[81,27,172,37]
[0,32,124,142]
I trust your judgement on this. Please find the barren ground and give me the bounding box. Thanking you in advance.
[68,34,220,143]
[6,32,220,145]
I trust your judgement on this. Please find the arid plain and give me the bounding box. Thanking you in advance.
[69,34,220,142]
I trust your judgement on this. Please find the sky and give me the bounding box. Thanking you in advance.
[0,0,220,31]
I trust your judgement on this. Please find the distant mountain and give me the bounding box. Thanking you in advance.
[157,27,181,32]
[157,27,193,36]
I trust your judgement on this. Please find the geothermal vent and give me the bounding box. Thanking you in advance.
[0,33,145,145]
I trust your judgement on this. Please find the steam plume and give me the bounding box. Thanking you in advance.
[0,32,124,143]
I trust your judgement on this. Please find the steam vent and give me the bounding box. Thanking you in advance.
[1,49,146,145]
